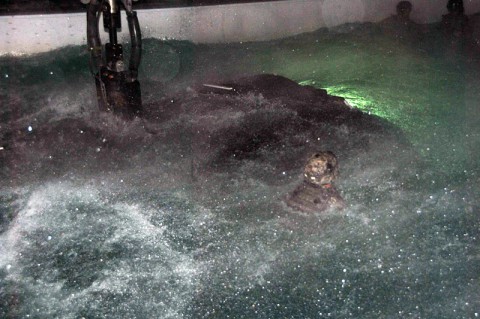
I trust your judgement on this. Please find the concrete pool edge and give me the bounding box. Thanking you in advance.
[3,0,480,56]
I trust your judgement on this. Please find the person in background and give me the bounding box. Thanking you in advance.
[441,0,472,39]
[380,1,421,42]
[384,1,415,25]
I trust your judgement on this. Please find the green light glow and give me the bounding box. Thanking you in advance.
[298,80,430,146]
[299,80,394,121]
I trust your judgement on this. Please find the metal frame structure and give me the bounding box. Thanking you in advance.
[86,0,142,118]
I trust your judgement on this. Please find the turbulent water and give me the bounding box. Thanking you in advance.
[1,21,479,319]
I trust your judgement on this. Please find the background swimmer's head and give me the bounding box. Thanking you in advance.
[396,1,413,19]
[303,151,339,186]
[447,0,464,14]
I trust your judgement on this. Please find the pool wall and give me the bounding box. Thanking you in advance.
[2,0,480,55]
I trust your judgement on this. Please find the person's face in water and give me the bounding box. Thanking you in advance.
[397,2,412,20]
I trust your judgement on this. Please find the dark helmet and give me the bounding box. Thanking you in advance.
[397,1,413,14]
[447,0,464,14]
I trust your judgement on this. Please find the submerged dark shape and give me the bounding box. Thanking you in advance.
[285,151,345,213]
[1,74,411,193]
[141,74,413,204]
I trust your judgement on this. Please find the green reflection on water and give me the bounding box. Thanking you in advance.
[299,80,428,143]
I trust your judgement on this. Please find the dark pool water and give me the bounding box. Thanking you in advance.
[0,22,479,318]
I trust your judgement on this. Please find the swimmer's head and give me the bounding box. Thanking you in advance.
[396,1,413,18]
[447,0,464,14]
[303,151,339,186]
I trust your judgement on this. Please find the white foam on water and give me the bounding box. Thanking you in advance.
[0,180,214,317]
[1,186,54,270]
